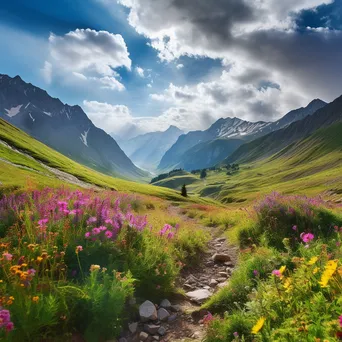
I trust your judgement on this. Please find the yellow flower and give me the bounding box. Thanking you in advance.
[252,317,266,334]
[90,265,101,272]
[36,256,43,263]
[279,266,286,274]
[313,267,319,274]
[308,256,318,265]
[319,259,338,287]
[283,278,292,292]
[32,296,39,303]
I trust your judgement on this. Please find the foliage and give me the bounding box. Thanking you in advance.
[200,169,208,179]
[205,194,342,342]
[181,184,188,197]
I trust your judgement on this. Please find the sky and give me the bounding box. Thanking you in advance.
[1,0,342,139]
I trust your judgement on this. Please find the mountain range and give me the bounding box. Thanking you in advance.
[0,74,146,180]
[158,99,326,171]
[119,125,183,172]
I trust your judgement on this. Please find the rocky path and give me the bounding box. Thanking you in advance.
[117,205,238,342]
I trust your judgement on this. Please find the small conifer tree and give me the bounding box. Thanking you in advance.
[181,184,188,197]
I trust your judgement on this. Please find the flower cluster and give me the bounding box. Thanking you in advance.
[0,309,14,332]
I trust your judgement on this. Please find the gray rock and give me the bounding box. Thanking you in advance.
[213,253,231,262]
[160,299,172,309]
[185,289,212,303]
[144,324,160,335]
[217,277,227,282]
[168,314,178,322]
[170,304,181,312]
[139,332,149,341]
[217,281,229,288]
[219,272,228,277]
[152,336,160,341]
[209,279,218,287]
[128,322,138,334]
[157,308,170,321]
[203,286,211,290]
[186,275,199,284]
[139,300,157,322]
[216,237,226,242]
[158,326,167,336]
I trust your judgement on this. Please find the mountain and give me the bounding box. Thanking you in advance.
[119,125,183,172]
[158,117,270,171]
[224,95,341,164]
[158,99,327,172]
[0,74,146,180]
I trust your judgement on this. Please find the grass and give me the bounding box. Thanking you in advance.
[151,123,342,205]
[0,119,220,205]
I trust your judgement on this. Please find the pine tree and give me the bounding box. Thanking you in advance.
[200,169,207,179]
[181,184,188,197]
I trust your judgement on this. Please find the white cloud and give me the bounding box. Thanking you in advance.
[41,61,52,84]
[135,66,145,77]
[176,64,184,69]
[43,28,131,90]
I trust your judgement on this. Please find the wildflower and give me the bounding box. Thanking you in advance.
[283,278,292,291]
[2,252,13,261]
[36,256,43,263]
[253,270,259,277]
[85,232,91,238]
[90,265,101,272]
[87,217,97,225]
[5,322,14,332]
[300,232,314,243]
[272,266,286,279]
[38,218,48,227]
[233,332,239,338]
[32,296,39,303]
[313,267,319,274]
[319,259,338,287]
[339,315,342,327]
[203,312,213,324]
[27,268,36,276]
[92,227,100,235]
[292,225,297,231]
[75,246,83,253]
[279,266,286,274]
[105,231,113,239]
[308,256,318,265]
[251,317,266,334]
[272,270,281,277]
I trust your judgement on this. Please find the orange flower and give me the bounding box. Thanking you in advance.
[32,296,39,303]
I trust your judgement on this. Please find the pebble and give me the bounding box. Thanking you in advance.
[144,324,160,335]
[185,289,212,303]
[160,299,172,309]
[139,332,149,341]
[157,308,170,321]
[158,326,167,336]
[128,322,138,334]
[212,253,231,262]
[209,279,218,287]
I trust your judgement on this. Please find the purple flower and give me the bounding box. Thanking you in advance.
[253,270,259,277]
[105,231,113,239]
[300,232,314,243]
[27,268,36,276]
[87,217,97,225]
[233,332,239,338]
[292,225,297,231]
[272,270,281,277]
[38,218,49,227]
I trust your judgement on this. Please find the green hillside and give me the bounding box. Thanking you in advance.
[151,123,342,204]
[0,119,218,204]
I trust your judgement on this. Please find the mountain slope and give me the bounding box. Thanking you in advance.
[119,126,183,171]
[158,117,270,171]
[0,74,146,180]
[158,99,326,172]
[225,95,342,164]
[0,118,222,205]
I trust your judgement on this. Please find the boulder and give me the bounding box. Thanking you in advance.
[128,322,138,334]
[139,332,149,341]
[157,308,170,321]
[139,300,157,322]
[212,253,231,262]
[144,324,160,335]
[160,299,172,309]
[185,289,212,303]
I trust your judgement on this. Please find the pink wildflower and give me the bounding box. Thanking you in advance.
[292,225,297,231]
[27,268,36,276]
[38,218,48,227]
[105,231,113,239]
[85,232,91,238]
[99,226,107,231]
[92,227,100,235]
[203,312,214,324]
[105,219,113,225]
[5,322,14,332]
[2,252,13,261]
[87,217,97,225]
[272,270,281,277]
[75,246,83,253]
[339,315,342,327]
[300,232,314,243]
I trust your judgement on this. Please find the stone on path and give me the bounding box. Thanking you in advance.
[139,332,149,341]
[212,253,231,263]
[185,289,212,303]
[144,324,160,335]
[158,326,167,336]
[160,299,172,309]
[157,308,170,321]
[128,322,138,334]
[209,279,218,287]
[139,300,157,322]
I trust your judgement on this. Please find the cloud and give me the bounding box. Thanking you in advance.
[41,61,52,84]
[135,66,145,77]
[113,0,342,129]
[43,28,131,90]
[176,64,184,69]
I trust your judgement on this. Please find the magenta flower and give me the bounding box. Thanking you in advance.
[105,219,113,225]
[300,232,314,243]
[27,268,36,276]
[99,226,107,231]
[272,270,281,277]
[253,270,259,277]
[85,232,91,238]
[38,218,48,227]
[5,322,14,332]
[105,231,113,239]
[339,315,342,327]
[292,225,297,231]
[92,227,100,235]
[203,312,213,324]
[2,252,13,261]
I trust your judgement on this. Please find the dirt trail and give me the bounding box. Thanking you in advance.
[163,205,238,341]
